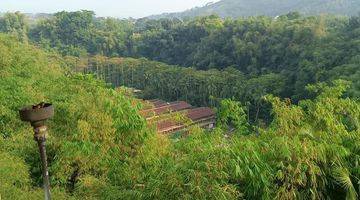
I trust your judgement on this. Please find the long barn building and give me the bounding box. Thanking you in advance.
[141,100,216,134]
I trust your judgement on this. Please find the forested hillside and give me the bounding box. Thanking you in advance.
[77,56,285,124]
[150,0,360,19]
[1,33,360,199]
[1,10,360,199]
[1,10,359,122]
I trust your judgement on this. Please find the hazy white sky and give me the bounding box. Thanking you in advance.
[0,0,218,18]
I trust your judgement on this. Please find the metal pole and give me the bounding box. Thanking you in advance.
[34,126,51,200]
[19,103,54,200]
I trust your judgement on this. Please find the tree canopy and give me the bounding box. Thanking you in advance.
[2,11,357,104]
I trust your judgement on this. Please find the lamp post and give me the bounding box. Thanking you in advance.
[19,102,54,200]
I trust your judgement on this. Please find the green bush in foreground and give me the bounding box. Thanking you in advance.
[0,34,146,199]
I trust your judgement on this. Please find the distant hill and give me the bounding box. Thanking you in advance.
[24,13,52,22]
[149,0,360,19]
[0,12,51,23]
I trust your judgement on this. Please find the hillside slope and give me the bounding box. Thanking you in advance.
[1,33,360,199]
[150,0,360,19]
[0,34,146,199]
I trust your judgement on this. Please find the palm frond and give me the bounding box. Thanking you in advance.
[333,167,358,200]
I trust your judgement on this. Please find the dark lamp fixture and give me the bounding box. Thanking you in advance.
[19,102,54,200]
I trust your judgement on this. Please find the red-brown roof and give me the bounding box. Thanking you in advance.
[148,99,168,107]
[143,99,215,134]
[154,101,191,115]
[156,107,215,134]
[186,107,215,122]
[157,120,179,132]
[141,101,192,118]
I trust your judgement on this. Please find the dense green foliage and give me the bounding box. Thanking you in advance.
[0,34,145,199]
[0,12,28,42]
[82,56,284,123]
[129,14,360,102]
[1,8,360,199]
[28,10,134,57]
[1,11,358,106]
[1,35,360,199]
[150,0,360,19]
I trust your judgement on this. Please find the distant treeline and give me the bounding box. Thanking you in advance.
[64,55,354,124]
[83,56,285,123]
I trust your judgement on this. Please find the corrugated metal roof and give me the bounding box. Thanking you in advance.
[153,101,192,115]
[157,120,179,132]
[186,107,215,122]
[148,99,168,107]
[141,101,192,118]
[156,108,215,134]
[143,99,215,134]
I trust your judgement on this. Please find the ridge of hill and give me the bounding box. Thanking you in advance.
[149,0,360,19]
